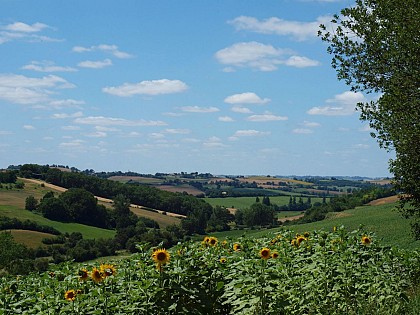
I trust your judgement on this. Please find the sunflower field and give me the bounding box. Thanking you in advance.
[1,227,419,314]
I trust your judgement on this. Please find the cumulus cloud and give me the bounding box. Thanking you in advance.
[233,129,271,137]
[228,15,331,41]
[246,114,288,122]
[4,22,48,33]
[22,61,77,72]
[224,92,270,104]
[23,125,35,130]
[72,44,133,59]
[302,121,321,127]
[180,106,220,113]
[307,91,366,116]
[164,128,191,134]
[51,111,83,119]
[231,106,253,114]
[218,116,234,122]
[284,56,320,68]
[61,125,81,131]
[0,21,61,44]
[215,41,319,71]
[59,139,85,148]
[74,116,167,127]
[203,136,227,148]
[78,59,112,69]
[103,79,188,97]
[0,74,75,105]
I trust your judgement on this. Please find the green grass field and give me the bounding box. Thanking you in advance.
[212,202,420,250]
[0,205,115,239]
[205,196,325,209]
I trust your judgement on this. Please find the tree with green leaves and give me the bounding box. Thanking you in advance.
[319,0,420,238]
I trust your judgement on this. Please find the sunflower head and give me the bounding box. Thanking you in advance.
[202,236,210,246]
[296,236,307,246]
[64,289,76,301]
[233,243,241,251]
[271,252,279,259]
[100,264,116,277]
[260,247,271,260]
[220,257,227,264]
[78,269,89,281]
[208,236,218,246]
[91,267,104,283]
[361,236,371,245]
[303,231,310,238]
[221,240,228,248]
[152,248,170,265]
[291,239,298,247]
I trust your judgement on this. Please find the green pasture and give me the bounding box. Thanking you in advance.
[213,202,420,250]
[0,205,115,239]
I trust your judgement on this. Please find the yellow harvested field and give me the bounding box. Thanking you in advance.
[9,229,55,248]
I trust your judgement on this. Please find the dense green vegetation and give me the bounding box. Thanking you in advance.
[1,228,419,314]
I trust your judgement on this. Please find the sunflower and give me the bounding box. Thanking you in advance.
[202,236,210,246]
[361,236,371,245]
[221,240,228,248]
[233,243,241,251]
[152,248,170,265]
[91,267,104,283]
[303,231,310,238]
[260,247,271,260]
[100,264,116,277]
[296,236,307,246]
[220,257,227,264]
[271,252,279,259]
[64,289,76,301]
[291,239,298,247]
[208,236,218,246]
[78,268,89,281]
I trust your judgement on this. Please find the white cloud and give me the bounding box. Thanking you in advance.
[23,125,35,130]
[233,129,271,137]
[231,106,253,114]
[307,91,366,116]
[164,128,190,134]
[78,59,112,69]
[224,92,270,104]
[0,74,75,105]
[284,56,320,68]
[215,41,318,71]
[51,111,83,119]
[85,131,107,138]
[74,116,167,127]
[228,15,331,41]
[180,106,220,113]
[203,136,227,148]
[48,99,85,109]
[246,114,288,122]
[59,139,85,148]
[22,61,77,72]
[61,125,81,131]
[72,44,133,59]
[292,128,313,134]
[3,22,48,33]
[215,41,288,71]
[0,130,13,135]
[302,121,321,127]
[0,22,61,44]
[218,116,234,122]
[103,79,188,97]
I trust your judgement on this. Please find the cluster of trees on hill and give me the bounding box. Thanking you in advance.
[295,187,395,224]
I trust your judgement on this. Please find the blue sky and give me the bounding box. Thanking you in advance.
[0,0,392,177]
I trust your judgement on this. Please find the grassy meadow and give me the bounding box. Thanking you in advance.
[213,202,420,250]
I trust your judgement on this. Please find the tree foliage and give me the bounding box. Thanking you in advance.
[319,0,420,238]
